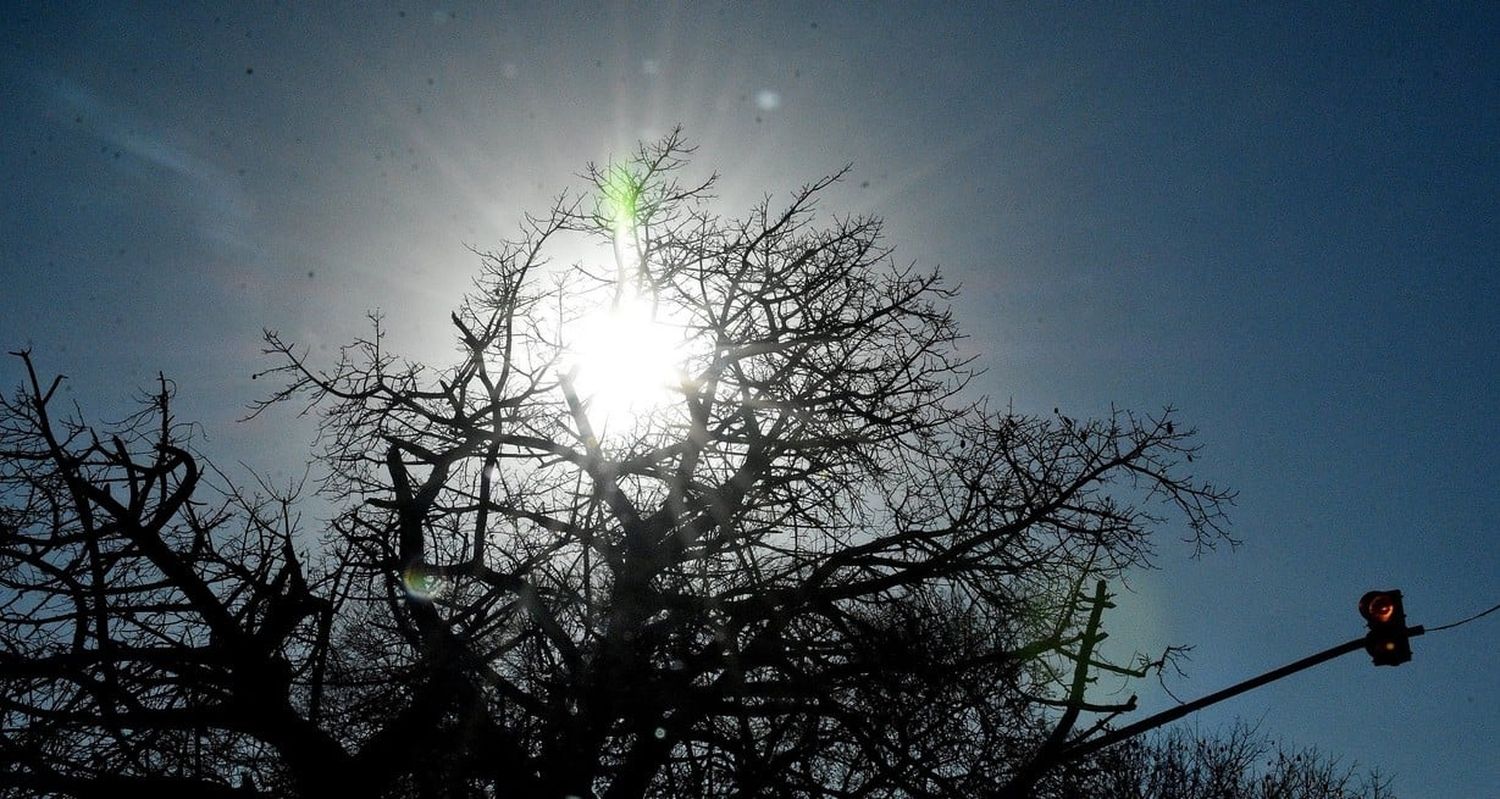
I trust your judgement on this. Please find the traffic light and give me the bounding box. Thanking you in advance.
[1359,589,1412,666]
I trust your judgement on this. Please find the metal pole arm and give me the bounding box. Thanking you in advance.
[1057,626,1425,765]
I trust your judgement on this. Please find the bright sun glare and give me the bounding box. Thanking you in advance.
[565,287,683,434]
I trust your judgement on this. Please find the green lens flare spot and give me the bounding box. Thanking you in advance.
[602,165,642,232]
[402,565,447,601]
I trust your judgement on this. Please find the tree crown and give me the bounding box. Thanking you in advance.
[0,132,1273,799]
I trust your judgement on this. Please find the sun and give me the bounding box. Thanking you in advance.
[565,288,683,435]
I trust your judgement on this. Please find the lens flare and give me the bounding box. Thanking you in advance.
[402,565,447,601]
[601,165,641,234]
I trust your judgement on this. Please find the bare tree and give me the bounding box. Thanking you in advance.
[0,361,336,796]
[0,131,1384,798]
[1052,724,1395,799]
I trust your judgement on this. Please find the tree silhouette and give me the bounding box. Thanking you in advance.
[0,132,1386,798]
[1063,724,1395,799]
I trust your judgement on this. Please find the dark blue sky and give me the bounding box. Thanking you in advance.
[3,4,1497,795]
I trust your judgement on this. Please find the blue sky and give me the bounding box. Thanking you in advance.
[3,3,1497,795]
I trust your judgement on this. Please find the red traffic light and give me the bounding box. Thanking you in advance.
[1359,592,1397,625]
[1358,589,1412,666]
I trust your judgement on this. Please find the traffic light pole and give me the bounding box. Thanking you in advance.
[1056,626,1425,765]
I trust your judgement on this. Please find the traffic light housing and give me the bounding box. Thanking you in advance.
[1359,589,1412,666]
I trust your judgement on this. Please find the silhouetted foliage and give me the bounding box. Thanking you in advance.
[1057,724,1394,799]
[0,132,1390,797]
